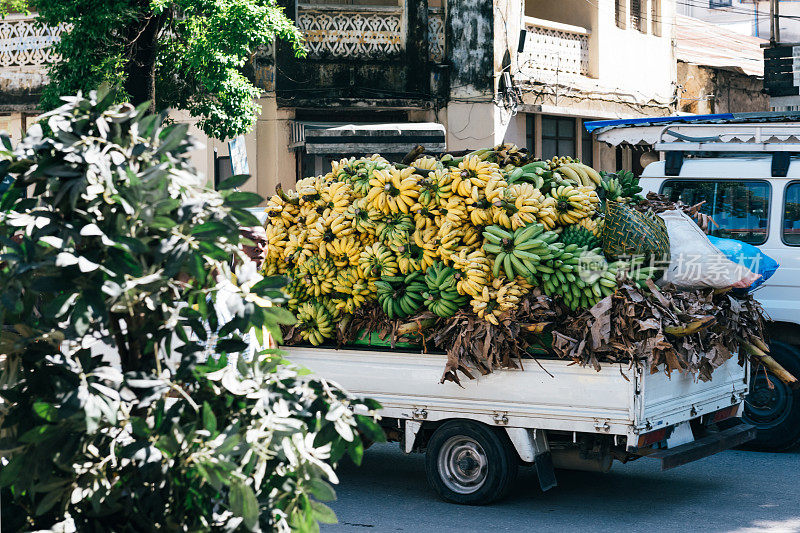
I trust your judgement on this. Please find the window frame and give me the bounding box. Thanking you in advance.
[782,179,800,247]
[541,115,577,161]
[659,178,772,246]
[709,0,732,8]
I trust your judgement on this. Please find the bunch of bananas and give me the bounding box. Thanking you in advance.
[296,301,335,346]
[491,143,530,167]
[366,166,420,214]
[553,161,602,188]
[450,155,502,198]
[423,262,469,317]
[600,169,643,202]
[376,271,426,318]
[450,248,492,297]
[492,183,544,230]
[359,242,398,279]
[550,185,600,225]
[482,223,556,281]
[470,277,524,325]
[559,223,601,250]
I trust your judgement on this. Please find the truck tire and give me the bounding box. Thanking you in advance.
[742,341,800,452]
[425,420,518,505]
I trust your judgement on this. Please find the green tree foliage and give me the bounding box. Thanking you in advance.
[0,88,382,531]
[34,0,305,139]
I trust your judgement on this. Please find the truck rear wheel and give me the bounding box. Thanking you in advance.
[425,420,517,505]
[742,341,800,452]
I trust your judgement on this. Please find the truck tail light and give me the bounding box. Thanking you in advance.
[637,427,668,448]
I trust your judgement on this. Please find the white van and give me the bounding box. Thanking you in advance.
[605,121,800,451]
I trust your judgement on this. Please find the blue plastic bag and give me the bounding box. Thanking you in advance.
[707,235,779,291]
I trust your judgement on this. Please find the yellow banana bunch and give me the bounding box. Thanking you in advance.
[492,184,542,230]
[328,235,362,269]
[435,221,463,264]
[436,196,469,227]
[451,248,492,297]
[263,223,287,263]
[413,206,439,235]
[365,166,420,215]
[298,258,336,298]
[345,197,380,234]
[470,277,523,325]
[330,156,356,176]
[577,216,602,237]
[284,229,313,267]
[265,194,299,227]
[535,197,559,230]
[416,168,453,207]
[484,174,508,203]
[460,225,481,248]
[450,155,502,198]
[551,185,599,225]
[411,156,440,170]
[296,176,325,204]
[319,180,352,217]
[359,242,399,279]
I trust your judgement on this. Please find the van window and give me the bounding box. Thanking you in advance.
[660,180,770,245]
[784,182,800,246]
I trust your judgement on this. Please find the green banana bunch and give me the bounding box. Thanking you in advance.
[423,262,469,318]
[559,223,601,249]
[482,223,555,281]
[296,301,335,346]
[376,271,426,319]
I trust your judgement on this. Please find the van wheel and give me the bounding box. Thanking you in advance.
[742,341,800,452]
[425,421,517,505]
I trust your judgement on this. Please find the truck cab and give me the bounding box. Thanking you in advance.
[595,120,800,451]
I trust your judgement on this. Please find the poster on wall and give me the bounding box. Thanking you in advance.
[228,136,250,177]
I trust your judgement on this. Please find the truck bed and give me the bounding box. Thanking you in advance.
[285,347,749,448]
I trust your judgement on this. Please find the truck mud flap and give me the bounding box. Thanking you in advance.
[644,423,757,470]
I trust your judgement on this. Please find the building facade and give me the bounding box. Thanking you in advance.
[1,1,681,197]
[678,0,800,42]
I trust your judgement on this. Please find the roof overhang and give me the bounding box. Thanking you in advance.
[301,122,446,154]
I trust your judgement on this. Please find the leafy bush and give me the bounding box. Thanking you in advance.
[0,88,382,531]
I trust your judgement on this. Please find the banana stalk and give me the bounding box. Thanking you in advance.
[664,316,716,337]
[740,338,798,387]
[395,318,436,336]
[275,183,300,205]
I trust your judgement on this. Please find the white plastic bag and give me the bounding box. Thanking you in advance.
[657,209,760,289]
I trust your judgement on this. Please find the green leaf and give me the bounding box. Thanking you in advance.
[231,208,262,227]
[307,479,336,502]
[191,221,229,239]
[224,191,262,209]
[218,174,252,190]
[202,401,217,434]
[35,488,64,516]
[310,501,337,525]
[230,481,259,530]
[33,401,58,422]
[347,436,364,466]
[251,275,289,293]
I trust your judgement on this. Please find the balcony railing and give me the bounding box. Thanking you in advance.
[518,17,590,81]
[296,4,403,59]
[0,14,67,68]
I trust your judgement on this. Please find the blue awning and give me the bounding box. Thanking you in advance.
[585,111,800,134]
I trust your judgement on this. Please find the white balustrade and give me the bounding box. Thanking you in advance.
[428,7,445,64]
[296,5,403,59]
[518,17,590,81]
[0,14,68,68]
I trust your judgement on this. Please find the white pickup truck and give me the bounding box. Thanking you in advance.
[621,121,800,452]
[286,345,753,504]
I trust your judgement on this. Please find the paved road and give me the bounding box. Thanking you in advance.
[324,443,800,533]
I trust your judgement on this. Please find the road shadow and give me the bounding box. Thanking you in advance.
[327,443,800,533]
